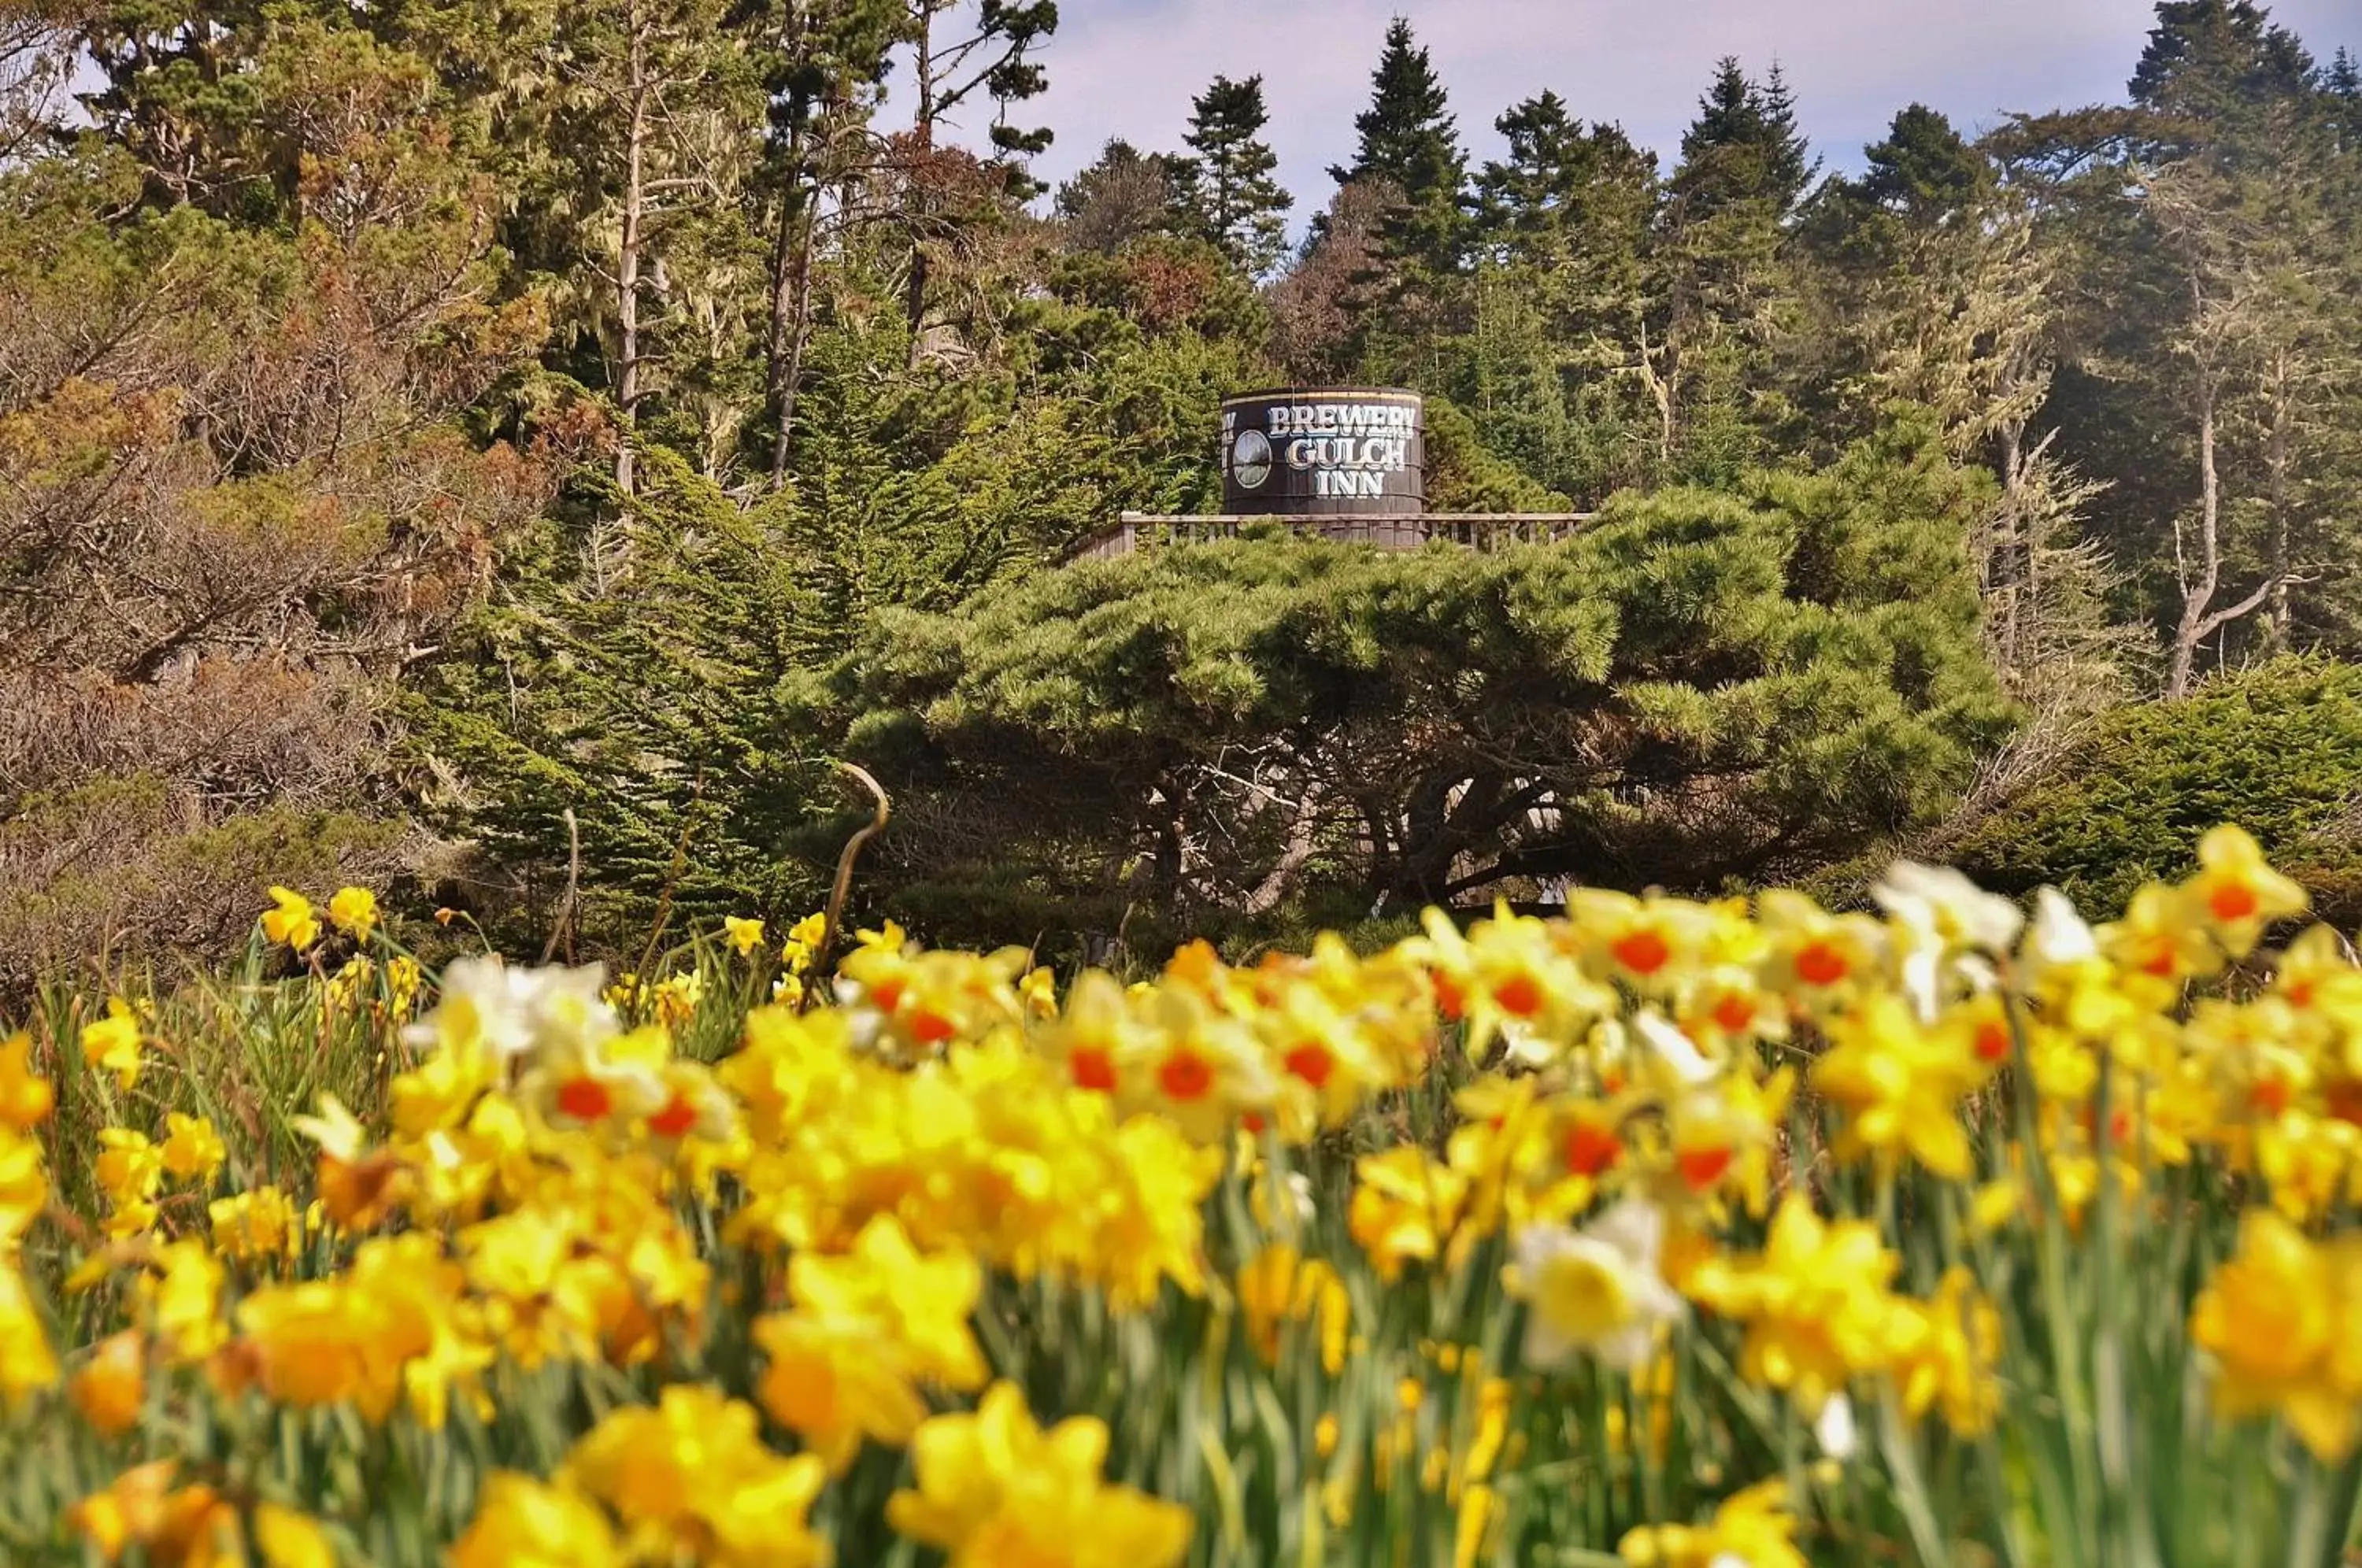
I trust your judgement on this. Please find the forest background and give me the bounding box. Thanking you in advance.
[3,0,2361,982]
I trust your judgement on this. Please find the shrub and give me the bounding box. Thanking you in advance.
[1947,656,2362,919]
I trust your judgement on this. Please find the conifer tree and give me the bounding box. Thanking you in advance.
[1858,103,1992,222]
[1180,73,1291,276]
[1672,57,1816,216]
[1054,139,1193,253]
[898,0,1059,351]
[1330,17,1467,276]
[2328,48,2362,150]
[2129,0,2315,121]
[1643,57,1817,483]
[1462,90,1660,499]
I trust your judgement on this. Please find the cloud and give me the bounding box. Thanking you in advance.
[939,0,2357,226]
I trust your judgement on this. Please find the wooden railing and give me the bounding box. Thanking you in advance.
[1067,511,1598,563]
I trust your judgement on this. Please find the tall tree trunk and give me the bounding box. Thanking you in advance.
[615,2,649,497]
[2267,344,2294,651]
[2166,379,2219,700]
[1993,420,2026,674]
[2165,374,2276,699]
[764,103,814,490]
[903,3,935,364]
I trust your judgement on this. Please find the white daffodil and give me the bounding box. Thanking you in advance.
[1873,861,2026,953]
[1499,1017,1565,1071]
[1632,1009,1718,1087]
[407,956,620,1068]
[1505,1198,1684,1371]
[2023,886,2099,982]
[1813,1390,1858,1460]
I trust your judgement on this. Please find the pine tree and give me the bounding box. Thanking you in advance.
[1180,73,1291,276]
[2328,48,2362,152]
[898,0,1059,350]
[849,417,2010,921]
[1645,57,1818,483]
[1330,17,1466,275]
[1757,64,1817,213]
[1464,90,1660,498]
[2130,0,2315,121]
[1858,103,1991,222]
[746,0,900,487]
[553,0,761,494]
[1672,56,1816,216]
[1472,91,1579,242]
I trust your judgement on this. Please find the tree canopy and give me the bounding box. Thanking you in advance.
[4,0,2359,965]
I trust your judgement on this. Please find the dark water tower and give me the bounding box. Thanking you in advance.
[1220,387,1425,517]
[1068,384,1588,561]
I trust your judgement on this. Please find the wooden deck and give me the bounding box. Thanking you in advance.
[1068,512,1598,563]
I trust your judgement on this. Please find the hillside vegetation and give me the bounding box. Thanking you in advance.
[3,2,2360,971]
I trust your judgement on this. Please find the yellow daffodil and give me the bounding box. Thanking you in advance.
[887,1381,1191,1568]
[2190,1206,2362,1460]
[261,886,320,952]
[1684,1196,1914,1417]
[209,1187,298,1261]
[80,1004,143,1092]
[0,1033,53,1131]
[787,1215,987,1389]
[68,1330,145,1436]
[1812,992,1981,1179]
[565,1384,830,1568]
[1349,1145,1468,1281]
[252,1503,338,1568]
[1618,1480,1808,1568]
[1891,1267,2002,1436]
[0,1262,58,1403]
[326,886,378,940]
[159,1114,226,1184]
[450,1474,620,1568]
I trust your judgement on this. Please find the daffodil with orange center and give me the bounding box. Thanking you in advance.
[1757,889,1886,1018]
[2179,823,2307,960]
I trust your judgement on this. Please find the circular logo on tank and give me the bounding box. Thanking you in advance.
[1231,428,1272,490]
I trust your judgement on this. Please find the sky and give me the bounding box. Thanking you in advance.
[940,0,2359,229]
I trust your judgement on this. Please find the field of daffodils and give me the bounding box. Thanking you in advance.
[2,827,2358,1567]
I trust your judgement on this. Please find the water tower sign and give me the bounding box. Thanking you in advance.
[1219,387,1425,517]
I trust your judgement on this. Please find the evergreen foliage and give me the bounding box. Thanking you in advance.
[1672,57,1818,217]
[1948,657,2362,919]
[10,0,2362,965]
[1330,17,1468,278]
[1054,139,1193,254]
[1179,74,1292,276]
